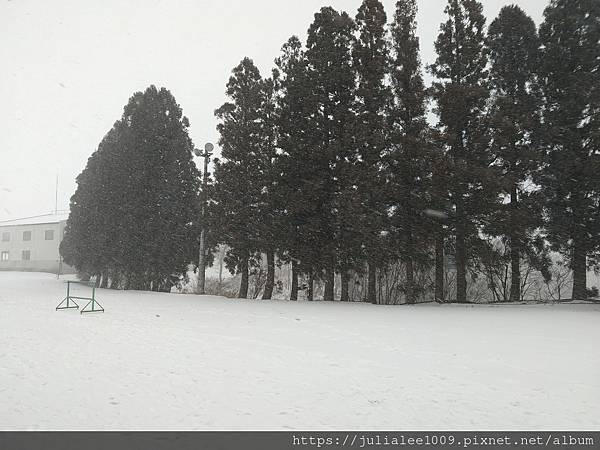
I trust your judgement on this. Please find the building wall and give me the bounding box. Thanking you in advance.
[0,220,75,274]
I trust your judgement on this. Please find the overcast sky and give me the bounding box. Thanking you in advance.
[0,0,546,221]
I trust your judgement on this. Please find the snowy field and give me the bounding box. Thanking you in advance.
[0,272,599,430]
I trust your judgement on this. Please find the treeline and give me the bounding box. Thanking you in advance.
[210,0,600,303]
[60,0,599,302]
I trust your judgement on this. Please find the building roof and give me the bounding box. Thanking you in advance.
[0,211,70,227]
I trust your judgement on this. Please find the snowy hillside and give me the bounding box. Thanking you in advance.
[0,272,598,430]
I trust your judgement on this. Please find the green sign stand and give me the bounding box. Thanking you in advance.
[56,280,104,314]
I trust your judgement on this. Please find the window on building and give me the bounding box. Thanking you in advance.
[1,251,8,261]
[23,231,32,241]
[45,230,54,240]
[1,232,9,242]
[22,250,31,261]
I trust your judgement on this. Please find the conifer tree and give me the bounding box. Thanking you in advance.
[304,7,356,301]
[487,5,542,302]
[124,87,200,291]
[258,76,279,300]
[429,0,494,303]
[62,86,201,291]
[536,0,600,300]
[214,58,268,298]
[387,0,432,304]
[353,0,389,303]
[61,123,125,282]
[273,36,318,300]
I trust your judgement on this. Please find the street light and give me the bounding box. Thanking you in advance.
[194,142,214,295]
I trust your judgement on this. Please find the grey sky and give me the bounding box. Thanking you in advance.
[0,0,546,221]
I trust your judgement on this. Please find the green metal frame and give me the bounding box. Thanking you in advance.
[56,280,104,314]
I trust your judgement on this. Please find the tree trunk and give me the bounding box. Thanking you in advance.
[124,275,131,290]
[307,269,314,301]
[160,279,172,293]
[435,226,444,302]
[218,247,224,295]
[100,272,109,289]
[324,264,335,301]
[109,271,121,289]
[509,183,521,302]
[238,256,249,298]
[455,202,467,303]
[79,272,91,282]
[127,274,141,290]
[290,260,298,301]
[262,251,275,300]
[405,257,415,304]
[340,270,349,302]
[367,260,376,304]
[571,240,587,301]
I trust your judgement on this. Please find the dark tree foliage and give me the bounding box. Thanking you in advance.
[57,0,598,304]
[429,0,496,303]
[487,5,546,302]
[536,0,600,300]
[353,0,389,303]
[60,124,124,281]
[59,1,600,304]
[61,86,200,291]
[214,58,274,298]
[207,0,600,305]
[273,36,320,301]
[257,76,279,300]
[303,7,356,301]
[429,137,452,303]
[386,0,432,304]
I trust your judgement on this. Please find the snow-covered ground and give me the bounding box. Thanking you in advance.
[0,272,598,430]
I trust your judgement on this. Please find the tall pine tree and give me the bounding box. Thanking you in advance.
[304,7,356,301]
[61,122,125,283]
[487,5,542,302]
[273,36,319,301]
[387,0,432,304]
[257,75,279,300]
[353,0,389,304]
[214,58,270,298]
[536,0,600,300]
[62,86,200,291]
[429,0,494,303]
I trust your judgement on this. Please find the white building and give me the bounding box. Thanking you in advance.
[0,212,75,274]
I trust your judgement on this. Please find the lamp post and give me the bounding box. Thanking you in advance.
[194,142,214,295]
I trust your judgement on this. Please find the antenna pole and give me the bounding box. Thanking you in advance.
[194,143,214,295]
[55,175,58,215]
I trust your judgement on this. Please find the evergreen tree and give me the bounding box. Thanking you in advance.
[487,5,542,302]
[61,123,125,282]
[536,0,600,300]
[387,0,432,304]
[122,87,200,291]
[353,0,389,303]
[62,86,201,291]
[429,0,494,303]
[257,75,279,300]
[213,58,268,298]
[273,36,318,301]
[304,7,356,301]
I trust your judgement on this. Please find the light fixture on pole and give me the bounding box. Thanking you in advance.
[194,142,214,295]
